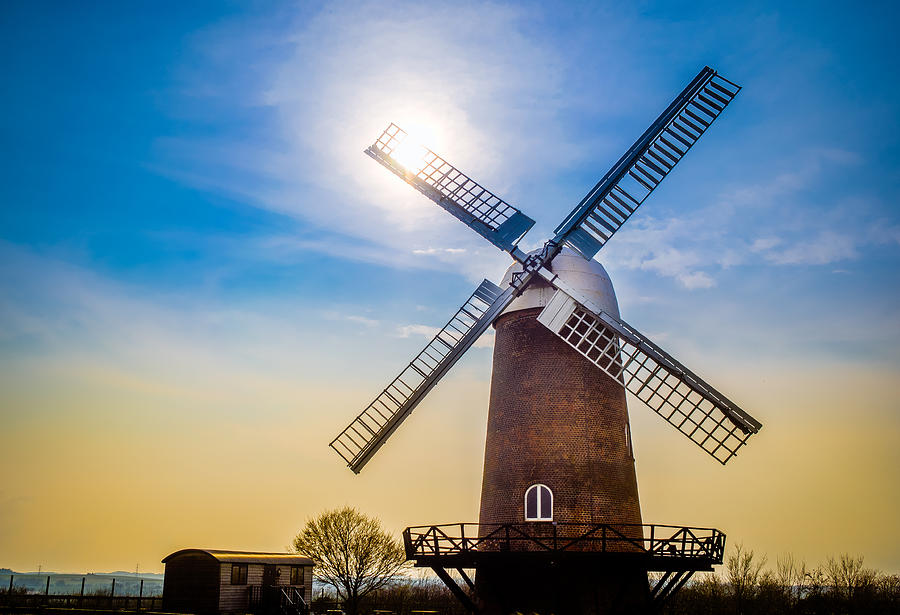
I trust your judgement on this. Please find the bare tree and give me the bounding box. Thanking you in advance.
[776,553,802,606]
[292,507,408,615]
[725,543,766,613]
[825,553,876,602]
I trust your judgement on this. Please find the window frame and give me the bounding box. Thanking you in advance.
[524,483,553,521]
[230,563,248,585]
[290,566,304,586]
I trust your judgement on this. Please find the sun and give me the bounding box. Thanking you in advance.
[389,117,443,173]
[391,138,429,173]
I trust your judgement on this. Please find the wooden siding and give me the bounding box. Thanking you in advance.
[271,565,312,605]
[218,563,256,612]
[217,563,312,611]
[304,567,313,604]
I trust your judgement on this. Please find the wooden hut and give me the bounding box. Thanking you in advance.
[162,549,313,614]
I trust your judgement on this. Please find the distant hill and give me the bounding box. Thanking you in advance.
[0,570,163,580]
[103,572,165,580]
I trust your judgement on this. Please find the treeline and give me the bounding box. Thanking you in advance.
[311,577,468,615]
[662,545,900,614]
[310,547,899,615]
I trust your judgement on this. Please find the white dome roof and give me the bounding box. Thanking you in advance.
[500,248,619,318]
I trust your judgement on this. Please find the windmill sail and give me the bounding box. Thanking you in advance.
[331,279,516,473]
[537,290,761,464]
[366,123,535,254]
[554,67,741,260]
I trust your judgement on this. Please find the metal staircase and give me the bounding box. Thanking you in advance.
[279,587,308,615]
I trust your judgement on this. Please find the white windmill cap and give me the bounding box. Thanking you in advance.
[500,248,620,318]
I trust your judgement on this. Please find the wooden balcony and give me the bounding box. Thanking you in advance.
[403,522,725,572]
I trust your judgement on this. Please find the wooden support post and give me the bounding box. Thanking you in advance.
[80,577,85,607]
[650,570,673,599]
[456,568,475,592]
[431,567,479,615]
[111,577,116,608]
[656,571,694,608]
[7,575,12,593]
[45,575,50,595]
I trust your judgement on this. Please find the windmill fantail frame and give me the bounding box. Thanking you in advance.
[330,66,762,474]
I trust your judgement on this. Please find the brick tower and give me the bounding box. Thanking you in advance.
[478,251,641,528]
[475,250,650,614]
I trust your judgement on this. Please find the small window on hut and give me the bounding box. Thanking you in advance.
[231,564,248,585]
[290,566,304,586]
[524,484,553,521]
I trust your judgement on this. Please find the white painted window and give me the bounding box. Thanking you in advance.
[524,484,553,521]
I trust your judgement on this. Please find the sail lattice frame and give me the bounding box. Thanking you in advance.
[555,68,741,260]
[330,279,514,473]
[537,290,760,464]
[366,123,534,252]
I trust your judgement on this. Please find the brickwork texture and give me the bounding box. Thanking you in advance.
[478,307,643,529]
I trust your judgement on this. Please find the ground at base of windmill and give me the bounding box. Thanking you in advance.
[5,558,899,615]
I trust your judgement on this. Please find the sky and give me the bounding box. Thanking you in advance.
[1,0,898,575]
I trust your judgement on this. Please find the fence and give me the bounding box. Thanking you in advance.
[1,575,162,613]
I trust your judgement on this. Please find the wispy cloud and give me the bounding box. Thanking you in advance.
[602,147,876,288]
[396,322,494,348]
[412,248,467,255]
[0,242,387,394]
[322,311,379,328]
[156,1,587,279]
[760,230,858,265]
[396,324,439,339]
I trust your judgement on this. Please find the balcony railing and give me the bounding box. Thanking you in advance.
[403,523,725,567]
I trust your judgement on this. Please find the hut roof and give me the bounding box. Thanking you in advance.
[162,549,313,565]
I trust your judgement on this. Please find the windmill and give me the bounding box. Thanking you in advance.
[330,66,762,614]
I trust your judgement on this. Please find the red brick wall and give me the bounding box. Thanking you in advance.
[478,308,643,528]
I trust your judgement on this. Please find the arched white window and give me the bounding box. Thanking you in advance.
[524,484,553,521]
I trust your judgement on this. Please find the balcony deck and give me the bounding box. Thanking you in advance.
[403,522,725,572]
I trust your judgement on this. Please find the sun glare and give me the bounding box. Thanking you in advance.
[392,139,429,172]
[389,118,443,173]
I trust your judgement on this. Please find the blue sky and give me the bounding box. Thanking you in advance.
[1,1,899,573]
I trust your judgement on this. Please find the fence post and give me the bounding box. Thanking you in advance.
[8,575,12,594]
[139,579,143,611]
[111,577,116,609]
[80,577,85,607]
